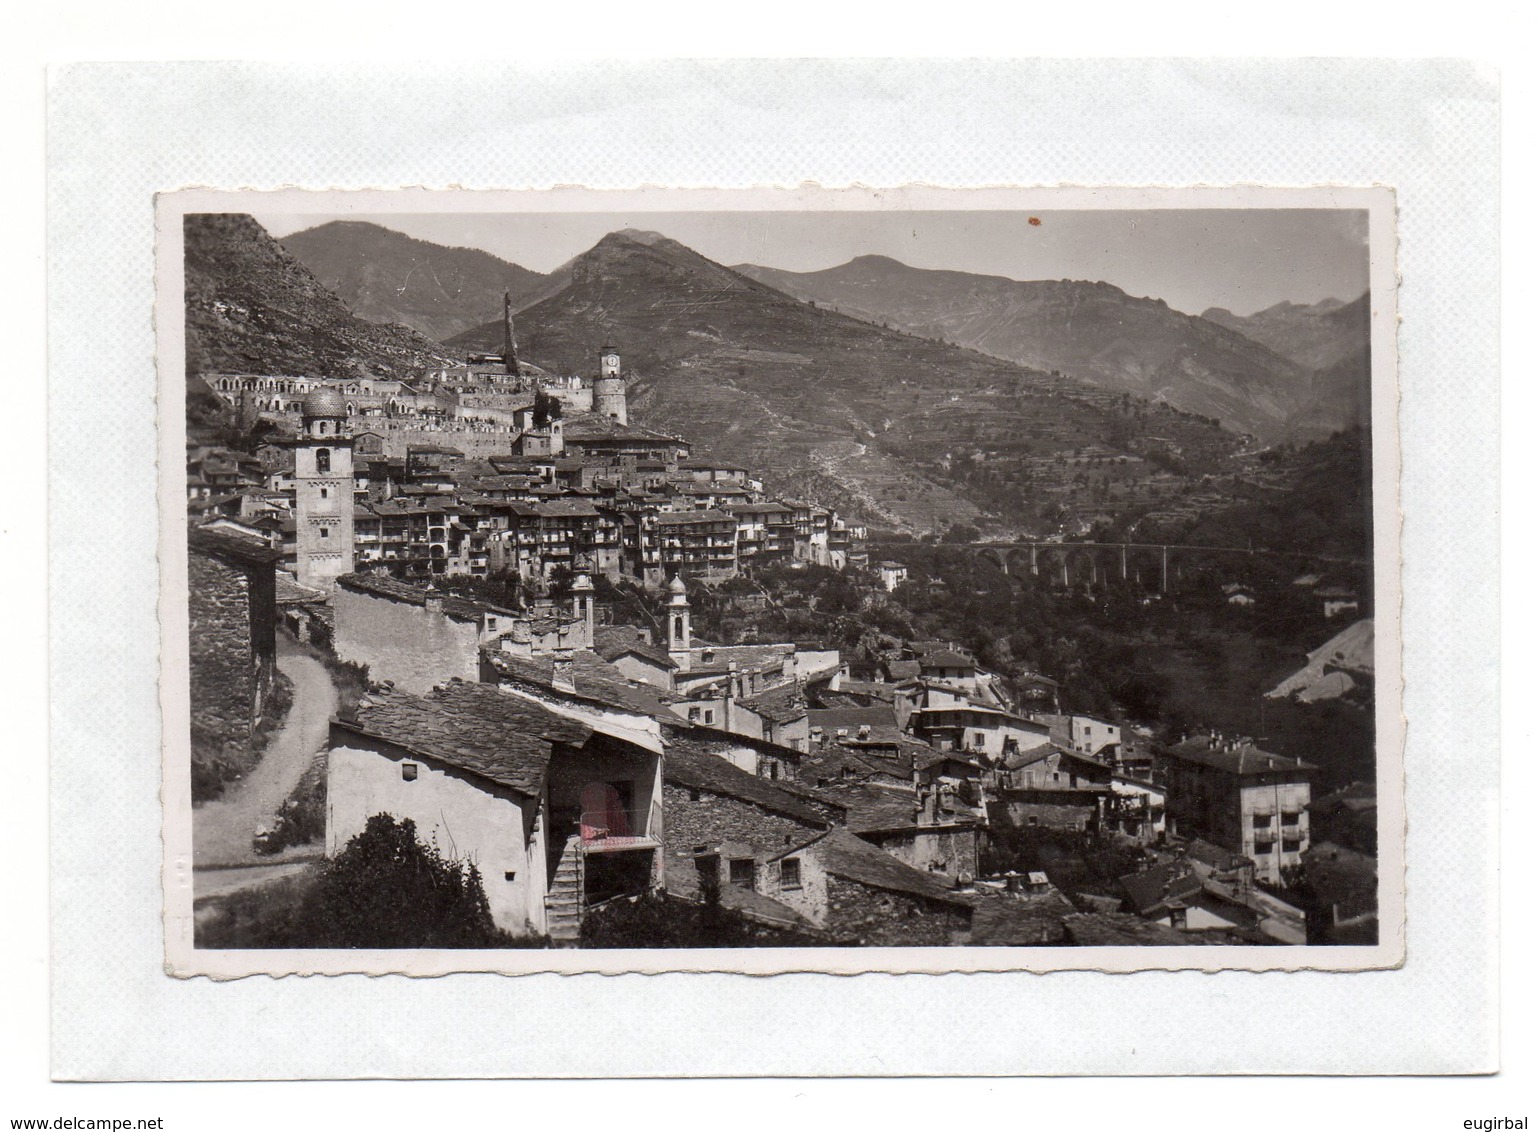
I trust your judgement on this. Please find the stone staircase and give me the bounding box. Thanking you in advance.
[545,836,584,945]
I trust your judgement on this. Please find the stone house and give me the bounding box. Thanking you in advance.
[660,739,844,920]
[326,679,664,942]
[187,527,280,748]
[768,828,975,945]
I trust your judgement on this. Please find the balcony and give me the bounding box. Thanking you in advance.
[578,807,657,851]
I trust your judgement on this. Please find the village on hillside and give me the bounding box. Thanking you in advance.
[186,226,1378,952]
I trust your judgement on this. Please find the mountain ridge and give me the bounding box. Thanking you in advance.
[447,230,1243,533]
[279,220,548,342]
[184,214,459,381]
[734,256,1361,441]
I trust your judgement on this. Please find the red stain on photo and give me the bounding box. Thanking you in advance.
[1028,216,1042,226]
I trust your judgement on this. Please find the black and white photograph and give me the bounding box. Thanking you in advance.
[163,186,1400,973]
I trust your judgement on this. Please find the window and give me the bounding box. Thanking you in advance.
[688,707,701,723]
[1281,812,1300,827]
[485,616,497,631]
[780,858,802,890]
[319,486,328,499]
[729,858,755,889]
[704,710,715,725]
[1252,813,1272,828]
[503,870,516,882]
[1282,838,1301,853]
[1254,839,1274,855]
[316,448,331,473]
[402,763,418,781]
[319,527,329,539]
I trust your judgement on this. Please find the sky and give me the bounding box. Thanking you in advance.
[254,208,1369,317]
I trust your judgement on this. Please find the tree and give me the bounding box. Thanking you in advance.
[311,814,508,948]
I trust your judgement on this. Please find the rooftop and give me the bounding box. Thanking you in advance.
[337,572,519,621]
[1165,736,1317,776]
[592,625,677,670]
[335,680,591,798]
[795,828,972,908]
[663,739,831,827]
[484,648,680,723]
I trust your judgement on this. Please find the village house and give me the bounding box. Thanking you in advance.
[1117,860,1259,934]
[1161,734,1316,886]
[765,828,975,945]
[660,738,844,925]
[325,679,664,942]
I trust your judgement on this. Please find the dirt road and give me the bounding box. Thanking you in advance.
[193,634,337,871]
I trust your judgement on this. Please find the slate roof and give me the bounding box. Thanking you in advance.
[188,526,282,567]
[484,649,680,722]
[1119,863,1204,917]
[794,828,972,908]
[1164,737,1316,776]
[335,680,591,798]
[337,572,519,621]
[807,706,899,733]
[1061,913,1193,947]
[741,682,806,725]
[274,572,327,605]
[969,890,1074,945]
[592,625,677,670]
[663,739,831,827]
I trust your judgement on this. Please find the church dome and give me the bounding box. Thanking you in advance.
[667,575,687,596]
[301,385,347,419]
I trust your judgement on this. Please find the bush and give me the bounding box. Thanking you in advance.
[309,814,511,947]
[256,750,328,855]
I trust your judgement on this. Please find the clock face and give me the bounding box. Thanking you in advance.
[604,355,619,367]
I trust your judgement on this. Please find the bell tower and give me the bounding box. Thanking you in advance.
[293,386,355,591]
[665,574,692,672]
[592,345,628,425]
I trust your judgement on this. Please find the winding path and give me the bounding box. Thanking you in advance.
[193,634,337,874]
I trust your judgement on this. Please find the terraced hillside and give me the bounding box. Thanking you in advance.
[450,231,1242,533]
[736,255,1341,442]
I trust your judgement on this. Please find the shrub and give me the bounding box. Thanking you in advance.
[308,814,510,948]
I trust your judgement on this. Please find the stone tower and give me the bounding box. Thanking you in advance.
[502,291,519,377]
[665,574,691,672]
[293,385,355,591]
[592,344,627,425]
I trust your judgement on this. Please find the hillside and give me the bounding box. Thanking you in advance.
[279,220,548,342]
[735,256,1331,442]
[449,231,1242,533]
[184,214,459,381]
[1202,294,1369,372]
[1203,294,1373,433]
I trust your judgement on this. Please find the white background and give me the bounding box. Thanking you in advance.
[8,3,1527,1126]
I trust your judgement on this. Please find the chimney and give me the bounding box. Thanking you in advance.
[552,648,576,694]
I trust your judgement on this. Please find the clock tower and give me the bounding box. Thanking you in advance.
[592,345,628,425]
